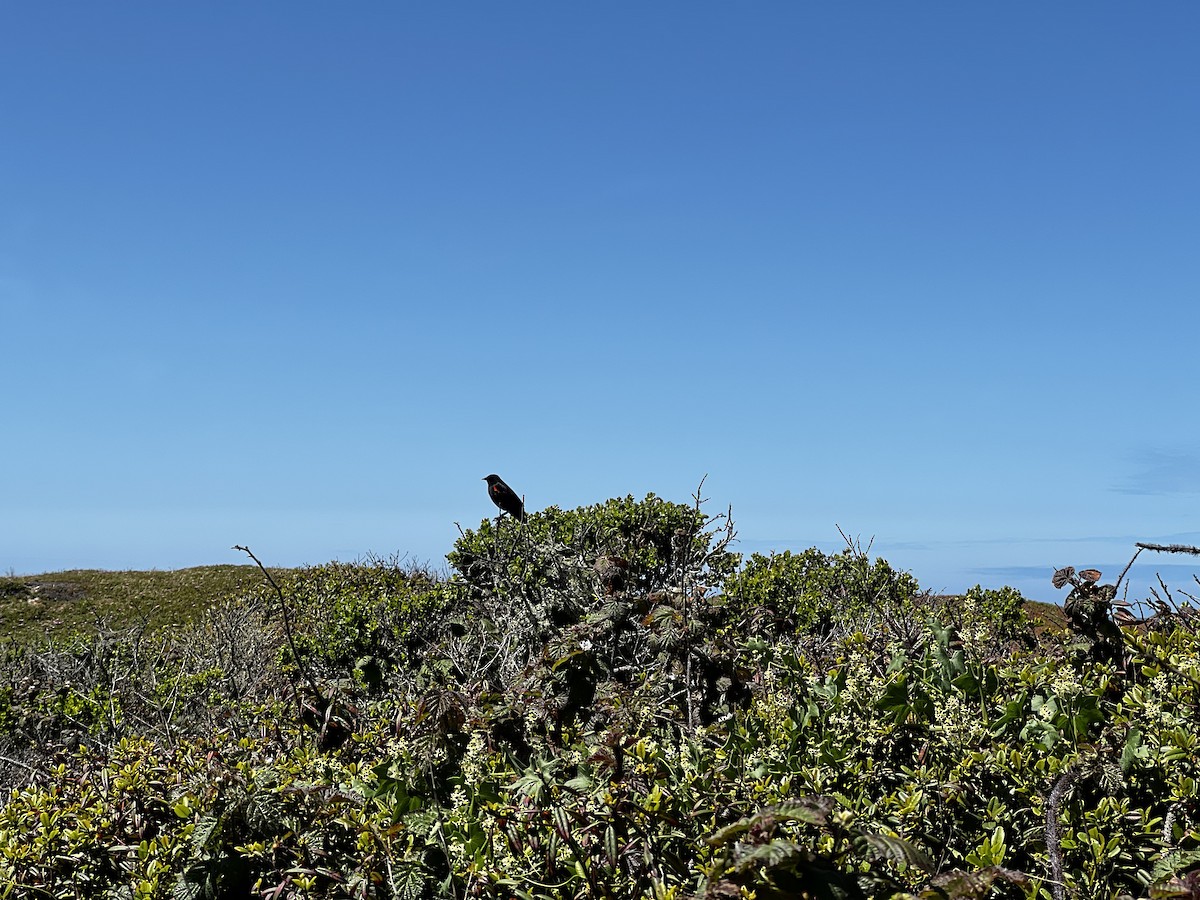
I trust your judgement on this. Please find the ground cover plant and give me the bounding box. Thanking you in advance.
[0,566,279,643]
[1,490,1199,899]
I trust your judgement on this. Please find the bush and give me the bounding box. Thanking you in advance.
[4,491,1200,899]
[957,583,1030,644]
[438,493,744,739]
[448,493,739,601]
[283,557,453,688]
[722,546,920,638]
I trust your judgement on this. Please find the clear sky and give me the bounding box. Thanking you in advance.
[3,4,1199,604]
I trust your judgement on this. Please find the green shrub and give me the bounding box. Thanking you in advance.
[958,583,1030,643]
[285,557,454,687]
[722,547,920,638]
[448,493,739,602]
[4,491,1200,899]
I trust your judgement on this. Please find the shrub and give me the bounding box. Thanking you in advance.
[438,493,744,739]
[956,583,1030,644]
[448,493,739,603]
[284,556,454,688]
[4,491,1200,899]
[722,546,920,638]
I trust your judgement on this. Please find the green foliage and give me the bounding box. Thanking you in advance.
[702,796,934,899]
[438,493,744,736]
[958,584,1031,642]
[0,565,276,642]
[283,557,454,686]
[449,492,739,601]
[3,491,1200,899]
[0,579,31,602]
[723,547,919,637]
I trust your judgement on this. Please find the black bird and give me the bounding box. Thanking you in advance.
[483,474,526,521]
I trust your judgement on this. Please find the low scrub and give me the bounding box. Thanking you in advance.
[2,494,1199,899]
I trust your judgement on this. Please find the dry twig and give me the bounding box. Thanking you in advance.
[233,545,325,708]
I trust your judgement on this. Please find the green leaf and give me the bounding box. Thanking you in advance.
[770,797,835,827]
[861,832,934,871]
[706,816,754,846]
[604,824,618,870]
[1151,847,1200,882]
[552,806,572,841]
[1114,728,1141,771]
[730,838,808,873]
[564,774,593,793]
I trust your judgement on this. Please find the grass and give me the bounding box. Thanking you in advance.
[0,565,289,642]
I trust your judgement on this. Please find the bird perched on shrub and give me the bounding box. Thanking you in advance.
[483,474,526,521]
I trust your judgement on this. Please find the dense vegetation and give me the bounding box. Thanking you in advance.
[1,493,1198,899]
[0,566,275,642]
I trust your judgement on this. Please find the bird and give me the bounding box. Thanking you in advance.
[483,474,526,521]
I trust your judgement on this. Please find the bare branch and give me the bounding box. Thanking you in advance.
[0,754,41,777]
[1045,766,1078,900]
[1113,546,1145,594]
[1135,541,1200,556]
[232,545,324,707]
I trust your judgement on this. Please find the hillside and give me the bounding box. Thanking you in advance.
[0,565,280,641]
[0,568,1065,644]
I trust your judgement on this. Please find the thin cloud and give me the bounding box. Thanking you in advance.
[971,565,1060,582]
[884,537,1129,554]
[974,562,1200,585]
[888,531,1200,551]
[1114,449,1200,496]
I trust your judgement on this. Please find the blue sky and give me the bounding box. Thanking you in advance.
[3,4,1199,604]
